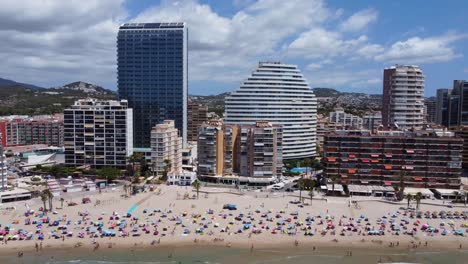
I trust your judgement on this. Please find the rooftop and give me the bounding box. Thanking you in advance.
[120,22,185,29]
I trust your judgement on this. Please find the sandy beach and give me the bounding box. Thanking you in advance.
[0,185,466,260]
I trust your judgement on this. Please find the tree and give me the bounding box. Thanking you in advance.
[97,167,122,183]
[414,192,422,211]
[60,197,65,208]
[394,171,406,201]
[330,175,338,194]
[405,194,413,209]
[44,189,54,211]
[192,179,201,199]
[298,177,305,202]
[309,188,314,206]
[162,159,172,181]
[40,192,48,213]
[452,191,461,203]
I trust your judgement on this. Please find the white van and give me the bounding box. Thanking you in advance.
[272,183,285,190]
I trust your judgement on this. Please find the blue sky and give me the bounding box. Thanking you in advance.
[0,0,467,96]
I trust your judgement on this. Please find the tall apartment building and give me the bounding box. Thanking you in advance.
[0,115,63,147]
[329,108,363,128]
[436,88,450,127]
[187,101,208,143]
[225,62,317,159]
[64,99,133,168]
[424,98,436,124]
[322,130,462,189]
[197,120,283,185]
[445,80,468,128]
[197,120,236,178]
[382,65,425,130]
[150,120,182,177]
[117,23,188,147]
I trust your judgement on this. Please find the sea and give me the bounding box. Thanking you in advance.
[1,246,467,264]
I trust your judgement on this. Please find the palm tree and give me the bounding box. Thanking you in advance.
[330,175,338,194]
[405,194,413,209]
[44,189,54,211]
[452,191,460,203]
[298,178,305,202]
[60,197,65,208]
[394,171,406,201]
[192,179,201,199]
[414,192,422,211]
[309,188,314,206]
[40,192,48,213]
[162,159,172,181]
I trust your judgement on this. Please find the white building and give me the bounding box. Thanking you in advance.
[64,99,133,168]
[382,65,425,130]
[329,108,363,128]
[225,62,317,159]
[151,120,182,177]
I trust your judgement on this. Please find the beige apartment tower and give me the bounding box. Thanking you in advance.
[151,120,182,176]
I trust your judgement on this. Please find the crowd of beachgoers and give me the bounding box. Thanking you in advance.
[0,186,466,255]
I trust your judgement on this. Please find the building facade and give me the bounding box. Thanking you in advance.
[436,88,450,127]
[322,130,462,189]
[0,115,63,147]
[362,112,382,131]
[382,65,425,130]
[150,120,182,177]
[187,101,208,143]
[454,125,468,169]
[329,108,363,128]
[225,62,317,159]
[64,99,133,168]
[117,23,188,147]
[424,98,436,124]
[197,120,283,185]
[445,80,468,128]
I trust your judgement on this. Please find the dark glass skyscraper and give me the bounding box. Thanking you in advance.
[117,23,188,147]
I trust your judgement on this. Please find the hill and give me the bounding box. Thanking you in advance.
[0,77,44,90]
[0,81,116,115]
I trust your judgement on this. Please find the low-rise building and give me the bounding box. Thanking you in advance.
[0,115,63,147]
[329,108,363,128]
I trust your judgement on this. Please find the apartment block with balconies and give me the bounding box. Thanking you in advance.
[323,129,462,189]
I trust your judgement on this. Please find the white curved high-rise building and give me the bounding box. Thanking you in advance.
[225,62,317,159]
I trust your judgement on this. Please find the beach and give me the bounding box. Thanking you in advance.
[0,185,466,263]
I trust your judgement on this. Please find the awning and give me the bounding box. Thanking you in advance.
[361,159,370,163]
[371,159,379,163]
[405,166,414,170]
[341,175,348,178]
[414,177,423,181]
[406,150,414,153]
[341,158,349,162]
[384,165,392,170]
[327,157,336,162]
[349,154,356,158]
[348,169,356,173]
[371,154,379,157]
[384,154,393,158]
[384,181,393,186]
[361,180,369,184]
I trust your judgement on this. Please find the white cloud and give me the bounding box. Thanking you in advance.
[375,32,467,64]
[307,68,382,93]
[0,0,126,87]
[339,8,378,33]
[0,0,466,95]
[134,0,333,83]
